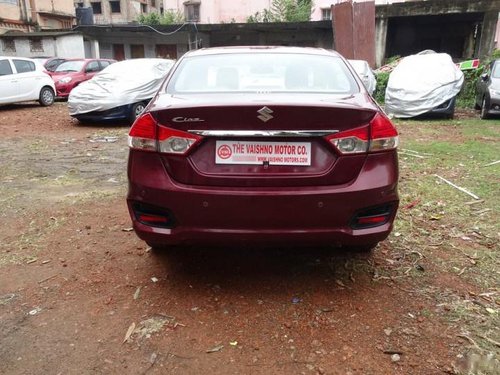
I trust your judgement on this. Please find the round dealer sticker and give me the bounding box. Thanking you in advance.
[217,144,232,159]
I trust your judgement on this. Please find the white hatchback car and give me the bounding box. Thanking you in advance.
[0,56,56,106]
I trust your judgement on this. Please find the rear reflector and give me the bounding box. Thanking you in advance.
[137,214,169,224]
[351,204,394,229]
[132,202,175,228]
[326,112,398,154]
[128,113,203,155]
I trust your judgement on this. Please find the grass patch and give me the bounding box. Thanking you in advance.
[387,118,500,359]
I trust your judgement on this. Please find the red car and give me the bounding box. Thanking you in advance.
[50,58,115,97]
[127,47,399,251]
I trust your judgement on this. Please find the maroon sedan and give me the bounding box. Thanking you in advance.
[127,47,399,251]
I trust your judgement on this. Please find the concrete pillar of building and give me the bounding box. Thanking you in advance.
[91,39,100,58]
[479,11,498,60]
[375,17,388,67]
[462,24,478,59]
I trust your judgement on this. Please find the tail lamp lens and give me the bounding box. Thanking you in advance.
[326,126,369,154]
[369,113,399,152]
[128,113,202,155]
[157,127,202,154]
[326,112,398,154]
[128,113,157,151]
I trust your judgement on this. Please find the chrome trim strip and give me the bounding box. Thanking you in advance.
[188,130,339,137]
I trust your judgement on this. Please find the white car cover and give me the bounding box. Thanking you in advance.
[348,59,376,95]
[68,58,174,115]
[385,52,464,118]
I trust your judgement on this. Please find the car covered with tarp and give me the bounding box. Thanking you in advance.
[385,51,464,118]
[68,58,175,123]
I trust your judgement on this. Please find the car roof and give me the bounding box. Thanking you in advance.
[0,56,37,61]
[60,58,114,62]
[183,46,343,58]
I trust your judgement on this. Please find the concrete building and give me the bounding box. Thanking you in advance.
[374,0,500,66]
[73,0,162,24]
[162,0,272,23]
[0,0,75,32]
[0,31,85,58]
[75,21,333,60]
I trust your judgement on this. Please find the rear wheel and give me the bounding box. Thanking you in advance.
[480,97,489,119]
[39,86,55,106]
[129,102,146,123]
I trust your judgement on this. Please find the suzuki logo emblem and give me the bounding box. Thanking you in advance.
[257,106,274,122]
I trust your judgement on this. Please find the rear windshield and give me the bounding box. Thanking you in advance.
[166,53,358,94]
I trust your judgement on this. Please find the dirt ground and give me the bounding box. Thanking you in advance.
[0,103,497,374]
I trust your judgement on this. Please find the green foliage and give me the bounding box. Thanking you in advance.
[456,49,500,109]
[374,71,389,104]
[137,10,184,25]
[246,0,312,23]
[456,66,484,109]
[491,48,500,60]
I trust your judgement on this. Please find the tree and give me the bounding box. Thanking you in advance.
[247,0,312,23]
[137,10,185,25]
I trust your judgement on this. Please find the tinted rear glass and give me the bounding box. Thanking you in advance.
[167,53,358,94]
[13,59,35,73]
[0,60,13,76]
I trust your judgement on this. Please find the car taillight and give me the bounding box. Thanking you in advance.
[128,113,202,155]
[369,113,399,152]
[128,113,157,151]
[326,112,398,154]
[157,126,202,155]
[326,125,369,154]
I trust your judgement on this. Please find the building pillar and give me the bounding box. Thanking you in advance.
[91,39,100,58]
[375,16,388,67]
[478,11,498,60]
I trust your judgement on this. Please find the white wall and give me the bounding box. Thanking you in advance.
[0,34,85,58]
[55,34,85,58]
[163,0,271,23]
[311,0,408,21]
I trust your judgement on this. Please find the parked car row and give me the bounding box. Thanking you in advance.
[1,52,498,121]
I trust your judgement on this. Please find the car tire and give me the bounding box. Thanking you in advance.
[480,97,489,119]
[129,102,147,123]
[39,86,55,107]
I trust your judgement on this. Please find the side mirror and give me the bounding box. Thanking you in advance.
[481,73,489,82]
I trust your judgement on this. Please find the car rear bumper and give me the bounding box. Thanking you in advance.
[127,151,399,247]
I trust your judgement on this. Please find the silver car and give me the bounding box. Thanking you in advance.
[475,59,500,119]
